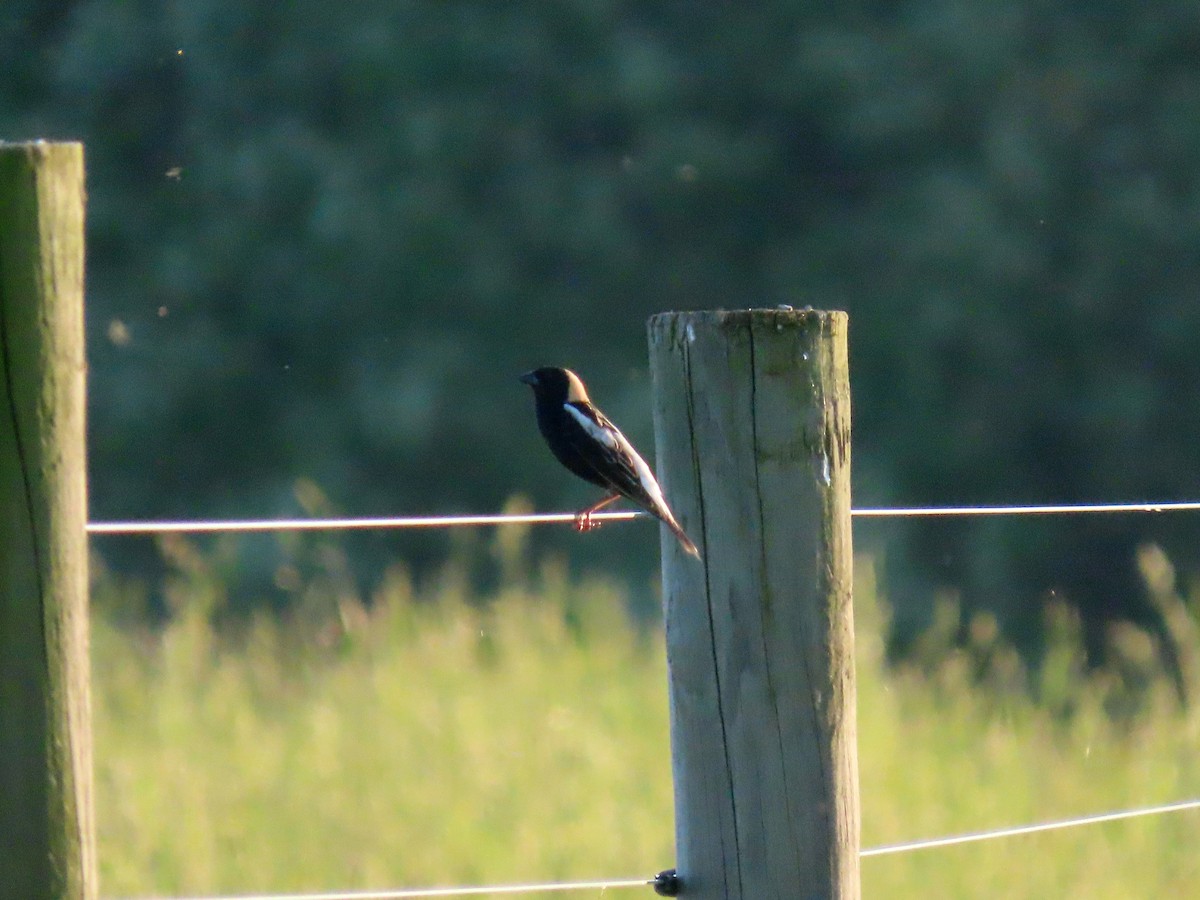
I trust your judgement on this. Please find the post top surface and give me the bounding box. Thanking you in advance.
[647,308,847,346]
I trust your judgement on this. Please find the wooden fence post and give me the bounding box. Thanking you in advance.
[647,309,858,899]
[0,142,96,900]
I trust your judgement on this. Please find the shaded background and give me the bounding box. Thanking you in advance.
[5,1,1200,668]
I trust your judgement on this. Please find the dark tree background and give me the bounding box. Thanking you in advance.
[4,1,1200,664]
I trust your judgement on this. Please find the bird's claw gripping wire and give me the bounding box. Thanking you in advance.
[573,511,601,533]
[574,494,620,533]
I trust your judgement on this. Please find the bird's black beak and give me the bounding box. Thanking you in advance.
[518,371,538,386]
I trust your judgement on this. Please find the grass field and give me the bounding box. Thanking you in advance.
[92,545,1200,899]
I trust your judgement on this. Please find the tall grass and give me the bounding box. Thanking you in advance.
[92,544,1200,898]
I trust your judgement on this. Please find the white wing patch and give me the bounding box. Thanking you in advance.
[623,438,670,513]
[564,401,675,524]
[564,403,619,450]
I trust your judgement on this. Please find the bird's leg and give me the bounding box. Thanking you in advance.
[575,494,620,533]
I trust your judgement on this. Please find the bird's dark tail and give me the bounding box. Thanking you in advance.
[665,518,701,560]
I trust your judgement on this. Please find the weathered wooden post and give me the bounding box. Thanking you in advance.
[0,142,96,899]
[648,309,858,899]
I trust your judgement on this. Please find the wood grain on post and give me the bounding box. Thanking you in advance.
[0,142,96,900]
[648,309,858,900]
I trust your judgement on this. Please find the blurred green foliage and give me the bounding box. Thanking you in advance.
[91,549,1200,896]
[6,2,1200,659]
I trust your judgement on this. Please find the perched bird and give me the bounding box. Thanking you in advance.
[519,366,700,559]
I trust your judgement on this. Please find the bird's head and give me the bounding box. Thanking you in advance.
[519,367,591,404]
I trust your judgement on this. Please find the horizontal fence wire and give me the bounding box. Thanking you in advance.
[112,876,653,900]
[85,511,644,535]
[110,798,1200,900]
[860,796,1200,858]
[851,500,1200,518]
[86,500,1200,535]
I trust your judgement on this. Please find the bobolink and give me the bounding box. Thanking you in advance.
[520,366,700,559]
